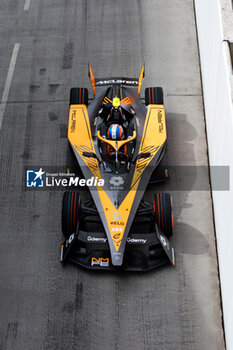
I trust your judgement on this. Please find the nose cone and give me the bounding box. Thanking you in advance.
[111,252,124,266]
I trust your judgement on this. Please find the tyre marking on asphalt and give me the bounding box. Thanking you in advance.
[0,43,20,130]
[24,0,31,11]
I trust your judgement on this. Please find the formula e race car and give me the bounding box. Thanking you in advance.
[60,64,175,271]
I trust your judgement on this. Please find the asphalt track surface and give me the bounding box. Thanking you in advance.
[0,1,225,350]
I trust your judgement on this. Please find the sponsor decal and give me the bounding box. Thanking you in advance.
[109,176,124,186]
[111,227,122,232]
[110,221,124,225]
[70,109,76,133]
[87,236,107,243]
[113,233,121,240]
[113,212,121,220]
[26,168,45,187]
[91,257,109,267]
[158,111,164,133]
[96,79,138,86]
[127,238,147,244]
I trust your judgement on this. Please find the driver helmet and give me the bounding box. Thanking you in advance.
[107,124,124,140]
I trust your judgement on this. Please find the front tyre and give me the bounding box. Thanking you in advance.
[70,87,88,105]
[62,192,81,238]
[153,193,173,237]
[145,87,164,105]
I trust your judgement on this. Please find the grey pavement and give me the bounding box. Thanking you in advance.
[0,1,225,350]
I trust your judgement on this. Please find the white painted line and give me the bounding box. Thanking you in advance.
[24,0,31,11]
[0,43,20,130]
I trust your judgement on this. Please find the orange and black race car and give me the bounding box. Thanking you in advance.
[60,64,175,271]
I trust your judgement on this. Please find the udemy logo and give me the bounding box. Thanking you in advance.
[26,168,45,187]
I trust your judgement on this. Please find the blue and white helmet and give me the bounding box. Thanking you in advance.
[107,124,124,140]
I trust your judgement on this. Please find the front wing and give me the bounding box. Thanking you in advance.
[61,228,175,271]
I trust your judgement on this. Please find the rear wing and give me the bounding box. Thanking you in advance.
[88,63,145,96]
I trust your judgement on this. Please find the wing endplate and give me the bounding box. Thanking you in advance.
[88,64,96,96]
[138,63,145,95]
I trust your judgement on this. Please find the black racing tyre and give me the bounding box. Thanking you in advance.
[145,87,164,105]
[62,192,81,238]
[153,193,173,237]
[70,88,88,105]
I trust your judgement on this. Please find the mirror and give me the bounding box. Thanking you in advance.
[83,152,97,158]
[133,152,151,163]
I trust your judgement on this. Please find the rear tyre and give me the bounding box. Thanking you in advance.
[62,192,81,238]
[153,193,173,237]
[145,87,164,105]
[70,88,88,105]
